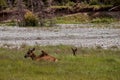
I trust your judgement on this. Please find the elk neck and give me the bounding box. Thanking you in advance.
[30,53,37,60]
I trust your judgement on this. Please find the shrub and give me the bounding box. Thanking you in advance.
[24,11,39,26]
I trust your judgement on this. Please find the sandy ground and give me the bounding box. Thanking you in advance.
[0,24,120,48]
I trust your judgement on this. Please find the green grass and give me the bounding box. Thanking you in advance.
[0,22,17,26]
[54,13,119,24]
[91,17,117,24]
[0,45,120,80]
[55,13,90,24]
[50,6,71,9]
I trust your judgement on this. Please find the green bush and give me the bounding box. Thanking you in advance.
[24,11,39,26]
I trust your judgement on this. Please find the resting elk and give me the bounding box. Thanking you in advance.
[24,48,58,62]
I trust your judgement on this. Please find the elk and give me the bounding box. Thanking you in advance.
[24,48,58,62]
[71,47,77,56]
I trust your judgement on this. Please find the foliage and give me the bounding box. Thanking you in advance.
[24,11,39,26]
[113,0,120,6]
[0,0,7,7]
[0,0,120,25]
[54,0,71,5]
[1,0,120,10]
[89,0,99,5]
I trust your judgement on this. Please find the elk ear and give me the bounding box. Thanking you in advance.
[41,50,48,55]
[71,47,77,56]
[32,48,35,51]
[75,47,77,51]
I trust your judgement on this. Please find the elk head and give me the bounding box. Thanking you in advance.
[71,47,77,56]
[24,48,36,59]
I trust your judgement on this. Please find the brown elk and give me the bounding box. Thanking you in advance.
[71,47,77,56]
[24,48,58,62]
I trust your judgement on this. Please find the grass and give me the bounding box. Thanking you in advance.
[50,6,71,9]
[54,13,119,24]
[0,22,17,26]
[91,17,117,24]
[55,13,90,24]
[0,45,120,80]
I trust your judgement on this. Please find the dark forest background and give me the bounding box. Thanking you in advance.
[0,0,120,26]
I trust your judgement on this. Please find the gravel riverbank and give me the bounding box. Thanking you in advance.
[0,24,120,48]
